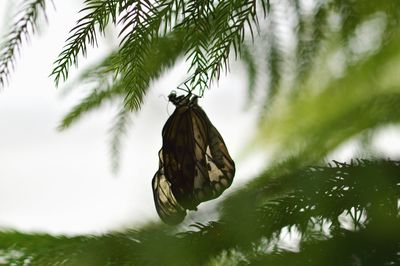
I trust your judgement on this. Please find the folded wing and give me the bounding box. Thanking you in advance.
[152,95,235,225]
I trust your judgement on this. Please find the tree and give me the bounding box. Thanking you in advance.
[0,0,399,265]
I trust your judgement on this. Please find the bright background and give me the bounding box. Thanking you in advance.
[0,0,399,235]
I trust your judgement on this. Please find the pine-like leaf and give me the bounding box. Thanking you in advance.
[0,160,398,265]
[0,0,47,87]
[50,0,119,85]
[176,0,214,94]
[241,43,258,103]
[109,105,131,173]
[58,84,123,130]
[208,0,259,81]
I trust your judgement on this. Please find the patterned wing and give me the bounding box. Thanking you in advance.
[152,149,186,225]
[152,94,235,225]
[161,105,207,210]
[192,106,235,203]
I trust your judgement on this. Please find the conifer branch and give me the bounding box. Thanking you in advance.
[109,105,131,173]
[50,0,119,86]
[116,0,186,109]
[0,0,47,87]
[242,44,257,102]
[208,0,259,81]
[58,85,123,130]
[177,0,214,94]
[117,0,157,109]
[0,160,398,265]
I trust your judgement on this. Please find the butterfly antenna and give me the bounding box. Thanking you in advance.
[158,94,169,102]
[158,94,172,114]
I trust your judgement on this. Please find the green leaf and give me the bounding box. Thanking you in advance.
[0,0,47,87]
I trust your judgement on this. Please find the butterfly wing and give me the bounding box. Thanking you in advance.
[152,149,186,225]
[161,105,205,210]
[152,95,235,224]
[192,106,235,203]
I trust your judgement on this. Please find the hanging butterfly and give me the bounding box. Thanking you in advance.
[152,92,235,225]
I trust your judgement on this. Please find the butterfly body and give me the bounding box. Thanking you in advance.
[152,93,235,225]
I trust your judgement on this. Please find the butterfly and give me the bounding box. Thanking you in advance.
[152,92,235,225]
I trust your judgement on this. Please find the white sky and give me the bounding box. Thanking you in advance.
[0,0,399,235]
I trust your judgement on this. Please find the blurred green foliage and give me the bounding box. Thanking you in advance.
[0,160,398,265]
[0,0,400,265]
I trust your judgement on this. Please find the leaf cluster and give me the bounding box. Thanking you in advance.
[0,159,398,265]
[0,0,47,87]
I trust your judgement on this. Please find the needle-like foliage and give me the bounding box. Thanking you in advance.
[0,160,398,265]
[0,0,400,265]
[0,0,48,87]
[51,0,121,85]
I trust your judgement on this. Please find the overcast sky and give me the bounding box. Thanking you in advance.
[0,0,399,235]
